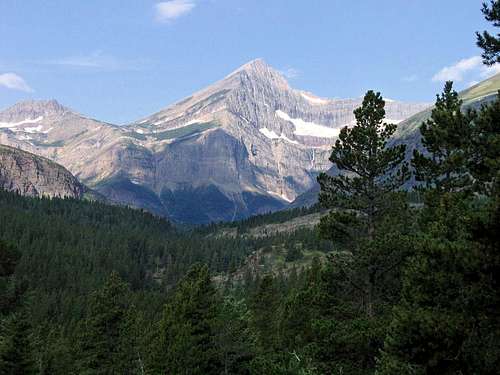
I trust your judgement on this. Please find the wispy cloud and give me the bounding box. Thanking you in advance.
[279,67,300,79]
[432,56,482,82]
[155,0,196,23]
[432,56,500,83]
[0,73,33,92]
[44,51,149,71]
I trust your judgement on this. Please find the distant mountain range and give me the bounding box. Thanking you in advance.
[291,72,500,208]
[0,59,435,223]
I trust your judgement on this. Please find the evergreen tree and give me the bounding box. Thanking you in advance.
[412,81,476,193]
[477,0,500,65]
[0,309,36,375]
[153,263,222,375]
[75,271,136,374]
[469,91,500,194]
[377,190,500,374]
[317,90,410,317]
[0,241,35,374]
[249,275,280,352]
[216,296,255,374]
[378,90,500,375]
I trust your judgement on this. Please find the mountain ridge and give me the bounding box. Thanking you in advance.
[0,59,430,223]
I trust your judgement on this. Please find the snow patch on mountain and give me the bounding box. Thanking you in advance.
[275,110,339,138]
[0,116,44,129]
[259,128,300,145]
[301,92,329,105]
[267,190,293,203]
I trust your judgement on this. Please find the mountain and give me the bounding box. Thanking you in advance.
[291,73,500,208]
[0,59,428,223]
[0,144,84,198]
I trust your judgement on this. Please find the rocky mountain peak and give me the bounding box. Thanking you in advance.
[0,144,84,199]
[227,58,289,90]
[0,99,71,122]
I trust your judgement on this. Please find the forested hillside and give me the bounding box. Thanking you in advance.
[2,3,500,373]
[2,78,499,374]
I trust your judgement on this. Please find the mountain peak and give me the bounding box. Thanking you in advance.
[226,58,290,90]
[229,58,279,77]
[239,58,268,70]
[0,99,71,121]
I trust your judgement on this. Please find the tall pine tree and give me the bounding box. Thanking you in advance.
[152,264,222,375]
[477,0,500,65]
[412,81,476,193]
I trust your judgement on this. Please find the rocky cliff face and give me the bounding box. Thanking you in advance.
[0,144,84,198]
[0,59,429,223]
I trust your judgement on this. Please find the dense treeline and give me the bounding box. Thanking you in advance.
[2,3,500,373]
[0,185,331,373]
[1,78,499,374]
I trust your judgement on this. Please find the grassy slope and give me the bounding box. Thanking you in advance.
[395,73,500,139]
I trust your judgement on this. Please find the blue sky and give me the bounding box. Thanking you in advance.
[0,0,496,124]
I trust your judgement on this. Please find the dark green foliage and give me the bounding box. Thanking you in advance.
[216,296,255,374]
[412,82,476,193]
[469,91,500,193]
[0,241,35,375]
[377,89,500,374]
[75,272,137,374]
[377,191,500,374]
[317,91,411,326]
[285,245,304,262]
[0,309,35,375]
[318,90,409,244]
[477,1,500,65]
[249,275,281,352]
[152,264,222,375]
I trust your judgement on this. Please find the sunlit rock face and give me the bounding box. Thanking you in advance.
[0,60,428,223]
[0,144,84,199]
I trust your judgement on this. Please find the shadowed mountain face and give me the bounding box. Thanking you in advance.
[291,73,500,208]
[0,59,429,223]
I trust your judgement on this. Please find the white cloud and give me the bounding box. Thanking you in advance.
[155,0,196,22]
[432,55,500,87]
[279,67,300,79]
[45,51,148,71]
[432,56,482,82]
[0,73,33,92]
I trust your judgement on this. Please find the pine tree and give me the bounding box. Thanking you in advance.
[477,0,500,65]
[249,275,280,352]
[75,271,135,374]
[318,90,409,244]
[412,81,476,193]
[0,241,35,374]
[469,91,500,194]
[377,189,500,374]
[0,308,36,375]
[216,296,255,375]
[153,264,222,375]
[317,90,410,317]
[378,88,500,375]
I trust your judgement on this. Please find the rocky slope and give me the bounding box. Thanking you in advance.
[0,59,429,223]
[0,144,84,198]
[291,73,500,208]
